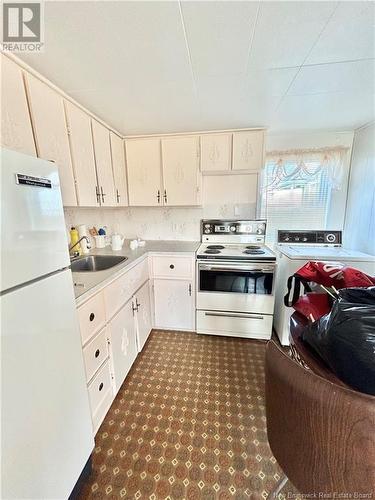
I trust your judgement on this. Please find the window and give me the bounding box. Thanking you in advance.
[258,148,349,243]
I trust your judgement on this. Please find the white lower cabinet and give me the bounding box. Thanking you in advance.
[108,299,138,395]
[135,281,152,352]
[153,279,194,331]
[87,359,113,434]
[77,254,195,435]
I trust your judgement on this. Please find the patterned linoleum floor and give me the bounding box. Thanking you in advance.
[78,330,299,499]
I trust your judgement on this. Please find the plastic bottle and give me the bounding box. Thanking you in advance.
[69,226,81,256]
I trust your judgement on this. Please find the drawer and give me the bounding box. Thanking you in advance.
[152,255,193,279]
[196,310,273,340]
[104,258,148,319]
[78,292,106,345]
[83,328,109,383]
[87,359,113,434]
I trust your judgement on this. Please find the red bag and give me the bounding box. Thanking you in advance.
[284,261,375,321]
[293,293,331,321]
[295,261,375,289]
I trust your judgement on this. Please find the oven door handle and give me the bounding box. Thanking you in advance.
[204,312,264,320]
[199,265,274,273]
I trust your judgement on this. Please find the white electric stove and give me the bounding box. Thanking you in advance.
[196,219,276,340]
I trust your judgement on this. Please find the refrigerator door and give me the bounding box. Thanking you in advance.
[1,269,94,499]
[1,148,70,293]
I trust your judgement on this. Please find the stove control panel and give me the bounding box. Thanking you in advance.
[278,230,342,245]
[202,220,266,236]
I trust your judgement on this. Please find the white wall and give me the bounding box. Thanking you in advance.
[64,174,258,241]
[344,123,375,255]
[266,130,354,151]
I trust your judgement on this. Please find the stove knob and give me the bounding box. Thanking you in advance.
[295,236,300,241]
[302,237,307,242]
[326,233,336,243]
[284,236,290,242]
[257,229,263,234]
[230,225,236,232]
[204,228,210,234]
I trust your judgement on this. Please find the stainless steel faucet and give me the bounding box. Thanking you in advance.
[69,236,91,257]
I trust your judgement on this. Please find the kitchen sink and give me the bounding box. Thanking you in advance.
[70,255,127,272]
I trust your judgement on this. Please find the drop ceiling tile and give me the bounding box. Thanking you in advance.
[245,66,299,97]
[181,1,259,77]
[288,59,375,96]
[306,1,375,64]
[249,1,337,69]
[272,91,375,132]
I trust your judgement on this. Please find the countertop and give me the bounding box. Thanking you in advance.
[72,239,200,305]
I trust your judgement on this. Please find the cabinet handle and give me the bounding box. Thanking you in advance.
[89,312,95,322]
[95,349,100,358]
[157,190,160,203]
[132,302,137,315]
[99,382,104,391]
[95,186,100,204]
[169,264,174,269]
[163,189,167,204]
[188,283,192,296]
[136,299,140,311]
[100,186,106,203]
[116,189,120,203]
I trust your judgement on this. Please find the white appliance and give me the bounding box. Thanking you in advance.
[1,149,94,499]
[273,230,375,346]
[196,219,276,340]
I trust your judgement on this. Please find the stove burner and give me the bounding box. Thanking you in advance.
[207,245,225,250]
[204,249,221,254]
[246,245,261,250]
[243,249,265,255]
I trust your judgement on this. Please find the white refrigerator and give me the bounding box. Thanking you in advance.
[1,149,94,499]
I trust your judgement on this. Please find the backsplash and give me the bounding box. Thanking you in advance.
[64,174,258,241]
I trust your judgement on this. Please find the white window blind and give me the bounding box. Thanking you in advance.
[259,148,349,243]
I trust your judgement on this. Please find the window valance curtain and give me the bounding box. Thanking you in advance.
[264,146,349,191]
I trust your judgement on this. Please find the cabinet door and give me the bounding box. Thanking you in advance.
[161,136,201,206]
[232,130,265,171]
[1,55,36,156]
[108,299,138,394]
[201,133,232,172]
[91,120,116,206]
[65,102,99,207]
[125,138,162,206]
[110,132,128,206]
[153,279,194,330]
[135,281,152,352]
[25,74,77,206]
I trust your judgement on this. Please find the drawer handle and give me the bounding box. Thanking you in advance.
[95,349,100,358]
[89,312,95,322]
[99,382,104,391]
[169,264,175,269]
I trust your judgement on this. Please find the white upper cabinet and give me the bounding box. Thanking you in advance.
[109,132,128,206]
[25,74,77,206]
[201,133,232,172]
[65,102,99,207]
[126,138,162,206]
[161,136,201,206]
[232,130,265,171]
[1,55,36,157]
[91,120,116,206]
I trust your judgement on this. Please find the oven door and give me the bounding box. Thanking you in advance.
[197,261,276,314]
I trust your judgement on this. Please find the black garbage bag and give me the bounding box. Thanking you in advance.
[301,287,375,395]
